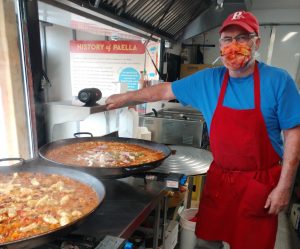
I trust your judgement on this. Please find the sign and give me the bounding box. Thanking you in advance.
[70,40,160,97]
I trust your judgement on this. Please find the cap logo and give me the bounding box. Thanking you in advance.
[231,11,245,20]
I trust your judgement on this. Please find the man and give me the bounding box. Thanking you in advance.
[106,11,300,249]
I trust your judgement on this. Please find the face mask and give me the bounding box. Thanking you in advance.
[220,42,253,71]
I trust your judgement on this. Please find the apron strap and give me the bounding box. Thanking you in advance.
[217,70,229,108]
[253,61,260,110]
[217,61,260,110]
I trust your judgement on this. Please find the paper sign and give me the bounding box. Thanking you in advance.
[70,40,160,97]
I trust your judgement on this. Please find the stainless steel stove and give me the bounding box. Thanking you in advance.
[139,107,209,149]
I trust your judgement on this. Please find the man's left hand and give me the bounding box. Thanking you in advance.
[264,186,291,215]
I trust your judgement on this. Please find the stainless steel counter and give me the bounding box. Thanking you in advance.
[72,177,166,240]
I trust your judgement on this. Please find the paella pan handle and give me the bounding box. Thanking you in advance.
[122,163,155,172]
[0,158,25,166]
[74,132,93,138]
[101,131,119,138]
[152,108,158,117]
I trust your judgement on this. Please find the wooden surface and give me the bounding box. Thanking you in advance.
[180,64,212,79]
[0,0,30,158]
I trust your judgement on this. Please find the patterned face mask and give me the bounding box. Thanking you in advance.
[220,42,252,71]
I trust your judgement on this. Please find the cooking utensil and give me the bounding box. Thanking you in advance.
[39,137,171,179]
[0,159,105,249]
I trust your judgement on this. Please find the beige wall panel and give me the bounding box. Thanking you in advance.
[0,0,30,159]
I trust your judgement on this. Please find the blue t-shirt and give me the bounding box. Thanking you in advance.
[171,62,300,157]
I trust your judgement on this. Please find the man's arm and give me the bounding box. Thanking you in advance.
[265,125,300,214]
[105,82,175,110]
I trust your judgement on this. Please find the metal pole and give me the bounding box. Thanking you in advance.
[153,199,161,249]
[266,26,276,65]
[161,196,168,249]
[186,176,194,209]
[15,0,36,158]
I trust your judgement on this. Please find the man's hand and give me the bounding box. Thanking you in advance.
[105,83,175,110]
[105,93,129,110]
[265,125,300,215]
[264,186,291,215]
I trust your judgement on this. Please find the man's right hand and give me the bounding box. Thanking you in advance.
[105,93,129,110]
[105,83,175,110]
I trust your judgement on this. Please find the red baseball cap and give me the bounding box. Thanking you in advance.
[219,11,259,35]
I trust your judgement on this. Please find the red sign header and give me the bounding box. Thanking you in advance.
[70,40,145,54]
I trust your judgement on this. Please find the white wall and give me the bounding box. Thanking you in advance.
[271,26,300,83]
[45,25,107,102]
[45,25,72,102]
[188,27,220,65]
[253,9,300,24]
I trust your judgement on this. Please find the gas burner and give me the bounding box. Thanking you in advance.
[60,235,97,249]
[35,234,99,249]
[61,241,80,249]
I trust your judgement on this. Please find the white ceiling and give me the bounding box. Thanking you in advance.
[251,0,300,10]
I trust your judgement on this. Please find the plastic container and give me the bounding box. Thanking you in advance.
[118,107,138,138]
[137,127,151,141]
[179,208,198,249]
[128,108,139,139]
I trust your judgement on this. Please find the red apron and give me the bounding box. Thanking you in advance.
[195,62,282,249]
